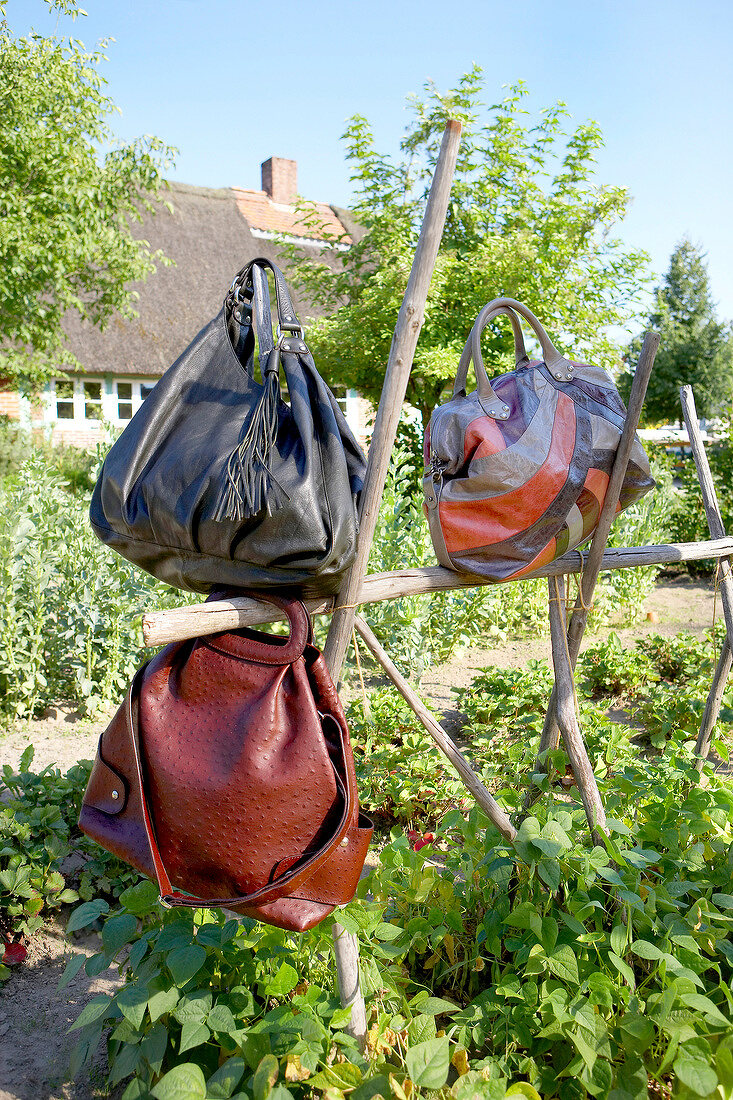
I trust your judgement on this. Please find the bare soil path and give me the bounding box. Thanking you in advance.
[0,574,722,1099]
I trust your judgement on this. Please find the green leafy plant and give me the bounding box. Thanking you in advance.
[579,633,658,700]
[0,745,139,977]
[0,452,191,719]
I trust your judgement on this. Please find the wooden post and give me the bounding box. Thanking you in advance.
[547,577,606,844]
[679,384,733,767]
[696,640,732,767]
[324,119,462,1047]
[323,118,462,678]
[354,614,517,842]
[523,331,660,810]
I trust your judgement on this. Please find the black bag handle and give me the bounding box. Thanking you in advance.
[227,257,305,347]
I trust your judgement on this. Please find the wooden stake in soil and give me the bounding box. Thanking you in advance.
[324,119,462,1046]
[696,640,732,767]
[547,577,606,844]
[679,384,733,767]
[353,614,517,842]
[522,330,660,812]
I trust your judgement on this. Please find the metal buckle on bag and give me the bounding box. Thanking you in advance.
[276,323,307,353]
[159,895,174,909]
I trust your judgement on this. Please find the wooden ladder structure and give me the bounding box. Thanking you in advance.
[142,123,733,1045]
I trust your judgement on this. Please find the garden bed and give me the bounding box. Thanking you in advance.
[0,574,730,1100]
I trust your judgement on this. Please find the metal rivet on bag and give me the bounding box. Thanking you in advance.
[282,342,290,351]
[111,790,119,800]
[340,837,349,847]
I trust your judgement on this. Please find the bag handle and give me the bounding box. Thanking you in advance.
[203,590,312,665]
[466,297,575,420]
[228,257,306,350]
[453,304,529,399]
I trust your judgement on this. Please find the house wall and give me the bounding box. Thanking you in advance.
[0,386,22,420]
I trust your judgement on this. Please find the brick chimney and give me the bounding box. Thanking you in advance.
[261,157,297,205]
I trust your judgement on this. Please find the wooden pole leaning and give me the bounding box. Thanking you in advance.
[353,614,517,842]
[547,577,606,844]
[323,120,463,1046]
[522,331,660,814]
[679,384,733,767]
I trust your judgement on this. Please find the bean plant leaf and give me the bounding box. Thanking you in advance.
[179,1021,210,1054]
[103,914,138,956]
[673,1056,718,1097]
[253,1054,280,1100]
[151,1063,207,1099]
[148,987,180,1023]
[167,945,206,986]
[630,939,663,961]
[405,1036,450,1089]
[66,899,109,932]
[119,879,159,916]
[206,1056,246,1099]
[546,945,579,986]
[57,952,87,991]
[608,951,636,989]
[69,994,111,1031]
[116,984,149,1030]
[264,962,299,999]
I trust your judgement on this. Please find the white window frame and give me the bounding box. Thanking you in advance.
[330,385,360,431]
[45,377,105,424]
[110,379,157,425]
[44,377,158,425]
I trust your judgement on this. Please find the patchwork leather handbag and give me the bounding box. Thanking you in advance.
[423,298,654,582]
[78,593,373,932]
[90,258,366,598]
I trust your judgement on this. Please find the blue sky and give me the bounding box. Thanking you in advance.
[9,0,733,328]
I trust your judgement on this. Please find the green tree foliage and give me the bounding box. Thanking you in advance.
[623,238,733,425]
[0,0,175,391]
[282,68,649,425]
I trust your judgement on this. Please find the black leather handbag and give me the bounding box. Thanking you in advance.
[90,259,367,597]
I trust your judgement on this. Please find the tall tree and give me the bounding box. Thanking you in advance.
[0,0,175,391]
[281,68,649,426]
[623,239,733,425]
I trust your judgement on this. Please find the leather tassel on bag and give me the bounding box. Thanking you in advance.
[214,352,283,522]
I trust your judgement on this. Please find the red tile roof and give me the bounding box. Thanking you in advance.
[232,188,351,244]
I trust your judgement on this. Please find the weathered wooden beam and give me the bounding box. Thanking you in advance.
[322,120,462,680]
[679,385,733,768]
[680,386,733,645]
[323,119,462,1047]
[353,614,517,842]
[142,537,733,646]
[547,577,606,844]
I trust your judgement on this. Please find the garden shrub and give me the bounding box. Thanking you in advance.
[0,452,190,719]
[0,745,139,980]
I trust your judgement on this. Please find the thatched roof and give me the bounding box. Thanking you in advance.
[62,179,350,378]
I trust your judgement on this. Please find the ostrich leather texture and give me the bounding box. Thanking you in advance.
[424,298,654,582]
[79,594,373,932]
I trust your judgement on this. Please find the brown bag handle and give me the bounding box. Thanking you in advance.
[463,297,576,420]
[453,304,529,401]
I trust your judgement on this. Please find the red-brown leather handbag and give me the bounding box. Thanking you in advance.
[78,594,373,932]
